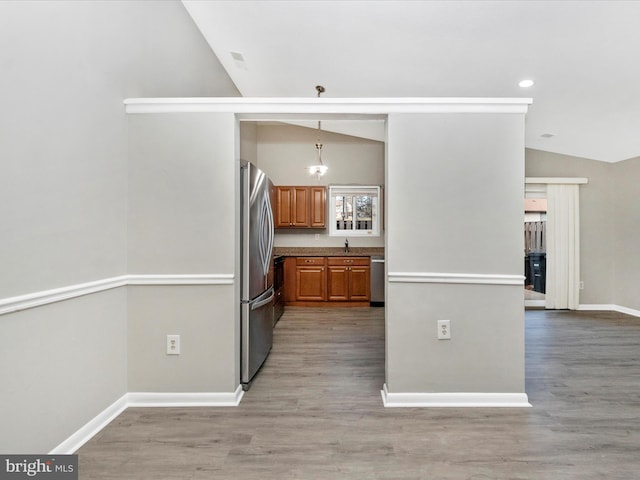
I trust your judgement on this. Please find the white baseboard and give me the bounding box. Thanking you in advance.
[578,304,640,318]
[525,300,546,308]
[49,386,244,454]
[613,305,640,318]
[578,304,616,311]
[381,384,531,408]
[49,393,129,455]
[127,386,244,407]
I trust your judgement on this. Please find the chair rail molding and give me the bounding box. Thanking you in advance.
[525,177,588,184]
[0,274,235,316]
[388,272,525,286]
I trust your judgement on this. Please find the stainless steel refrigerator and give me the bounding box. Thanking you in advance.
[240,161,275,390]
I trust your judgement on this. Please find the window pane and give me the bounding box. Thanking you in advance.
[354,195,372,230]
[335,195,353,230]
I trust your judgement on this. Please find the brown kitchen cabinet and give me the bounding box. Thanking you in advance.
[295,257,327,301]
[275,186,325,228]
[283,256,370,306]
[327,257,371,302]
[309,187,326,228]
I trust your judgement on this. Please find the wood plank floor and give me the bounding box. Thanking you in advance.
[77,307,640,479]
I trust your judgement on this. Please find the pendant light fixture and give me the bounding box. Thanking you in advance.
[308,85,328,179]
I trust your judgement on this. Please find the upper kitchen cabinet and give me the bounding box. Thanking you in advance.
[275,186,304,227]
[275,186,326,228]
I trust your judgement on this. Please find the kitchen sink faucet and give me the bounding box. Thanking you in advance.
[344,238,349,253]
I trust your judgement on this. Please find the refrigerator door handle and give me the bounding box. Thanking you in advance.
[258,191,274,276]
[265,193,274,266]
[251,287,275,310]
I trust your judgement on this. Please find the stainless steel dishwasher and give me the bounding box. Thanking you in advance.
[370,256,385,306]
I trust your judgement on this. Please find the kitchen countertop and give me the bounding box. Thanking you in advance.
[273,247,385,257]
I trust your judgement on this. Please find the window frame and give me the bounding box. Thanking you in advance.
[328,185,381,237]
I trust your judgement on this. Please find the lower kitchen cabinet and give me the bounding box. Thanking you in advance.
[346,265,371,301]
[327,257,370,302]
[284,256,370,306]
[295,257,327,301]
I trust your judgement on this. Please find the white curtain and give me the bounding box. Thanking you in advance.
[545,184,580,309]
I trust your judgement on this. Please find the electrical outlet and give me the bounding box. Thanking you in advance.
[437,320,451,340]
[579,281,585,290]
[315,233,320,240]
[166,335,180,355]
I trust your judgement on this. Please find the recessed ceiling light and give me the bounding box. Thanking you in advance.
[518,79,534,88]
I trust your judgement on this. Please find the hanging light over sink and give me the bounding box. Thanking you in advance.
[308,85,328,179]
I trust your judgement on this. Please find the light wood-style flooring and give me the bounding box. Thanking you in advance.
[77,308,640,479]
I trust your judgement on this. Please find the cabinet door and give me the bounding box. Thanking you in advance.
[275,187,294,228]
[327,266,349,301]
[310,187,326,228]
[292,187,310,227]
[296,266,326,301]
[348,266,371,301]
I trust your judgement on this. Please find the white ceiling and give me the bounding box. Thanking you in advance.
[183,0,640,162]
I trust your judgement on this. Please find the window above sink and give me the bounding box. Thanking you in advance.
[329,186,381,237]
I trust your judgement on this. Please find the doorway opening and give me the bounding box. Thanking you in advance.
[524,183,547,308]
[524,198,546,306]
[524,178,586,310]
[238,117,387,390]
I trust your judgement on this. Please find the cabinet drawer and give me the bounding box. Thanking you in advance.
[296,257,326,266]
[327,256,370,266]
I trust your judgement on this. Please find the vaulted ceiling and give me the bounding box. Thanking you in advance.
[183,0,640,163]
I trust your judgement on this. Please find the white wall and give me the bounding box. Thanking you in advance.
[128,114,236,274]
[240,122,259,165]
[386,113,526,394]
[611,157,640,312]
[0,0,238,453]
[0,289,127,453]
[128,285,236,392]
[255,123,385,248]
[127,112,238,393]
